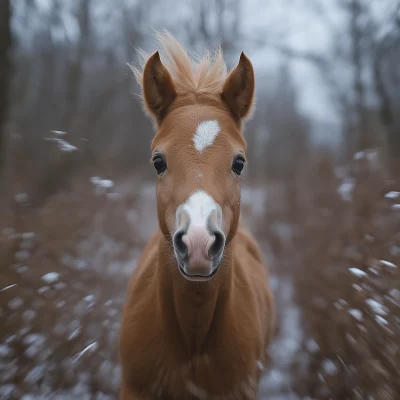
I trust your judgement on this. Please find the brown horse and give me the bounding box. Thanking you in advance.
[119,31,275,400]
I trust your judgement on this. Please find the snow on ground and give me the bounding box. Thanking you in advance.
[258,276,304,399]
[0,180,303,399]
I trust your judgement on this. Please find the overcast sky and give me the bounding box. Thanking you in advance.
[241,0,343,130]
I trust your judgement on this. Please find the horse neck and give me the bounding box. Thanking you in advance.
[157,235,234,353]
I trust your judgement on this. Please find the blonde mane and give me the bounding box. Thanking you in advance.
[131,31,228,97]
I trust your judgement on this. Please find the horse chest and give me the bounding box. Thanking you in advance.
[128,287,265,399]
[122,300,266,399]
[147,346,260,400]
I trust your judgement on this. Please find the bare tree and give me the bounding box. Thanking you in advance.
[348,0,368,150]
[0,0,11,171]
[190,0,242,57]
[370,2,400,171]
[249,0,400,168]
[62,0,92,131]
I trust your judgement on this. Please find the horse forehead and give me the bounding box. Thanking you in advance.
[153,106,243,149]
[174,119,233,161]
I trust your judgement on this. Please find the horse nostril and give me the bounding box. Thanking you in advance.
[208,229,225,259]
[173,229,188,259]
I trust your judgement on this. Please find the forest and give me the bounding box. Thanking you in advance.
[0,1,399,399]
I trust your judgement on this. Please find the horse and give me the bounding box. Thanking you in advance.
[119,31,275,400]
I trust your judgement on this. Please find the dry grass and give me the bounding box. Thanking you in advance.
[258,151,400,399]
[0,172,142,399]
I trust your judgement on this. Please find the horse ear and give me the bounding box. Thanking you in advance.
[221,52,255,121]
[142,51,176,122]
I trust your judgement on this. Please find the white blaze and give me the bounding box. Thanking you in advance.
[193,120,220,153]
[177,190,221,228]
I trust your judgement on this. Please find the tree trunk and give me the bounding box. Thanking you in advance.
[0,0,12,171]
[62,0,91,131]
[349,0,368,153]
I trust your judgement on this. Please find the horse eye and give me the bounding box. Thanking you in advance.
[153,155,167,175]
[232,156,245,175]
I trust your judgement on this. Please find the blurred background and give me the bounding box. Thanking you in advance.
[0,0,399,399]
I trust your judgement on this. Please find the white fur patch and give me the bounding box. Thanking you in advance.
[178,190,221,228]
[193,120,220,153]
